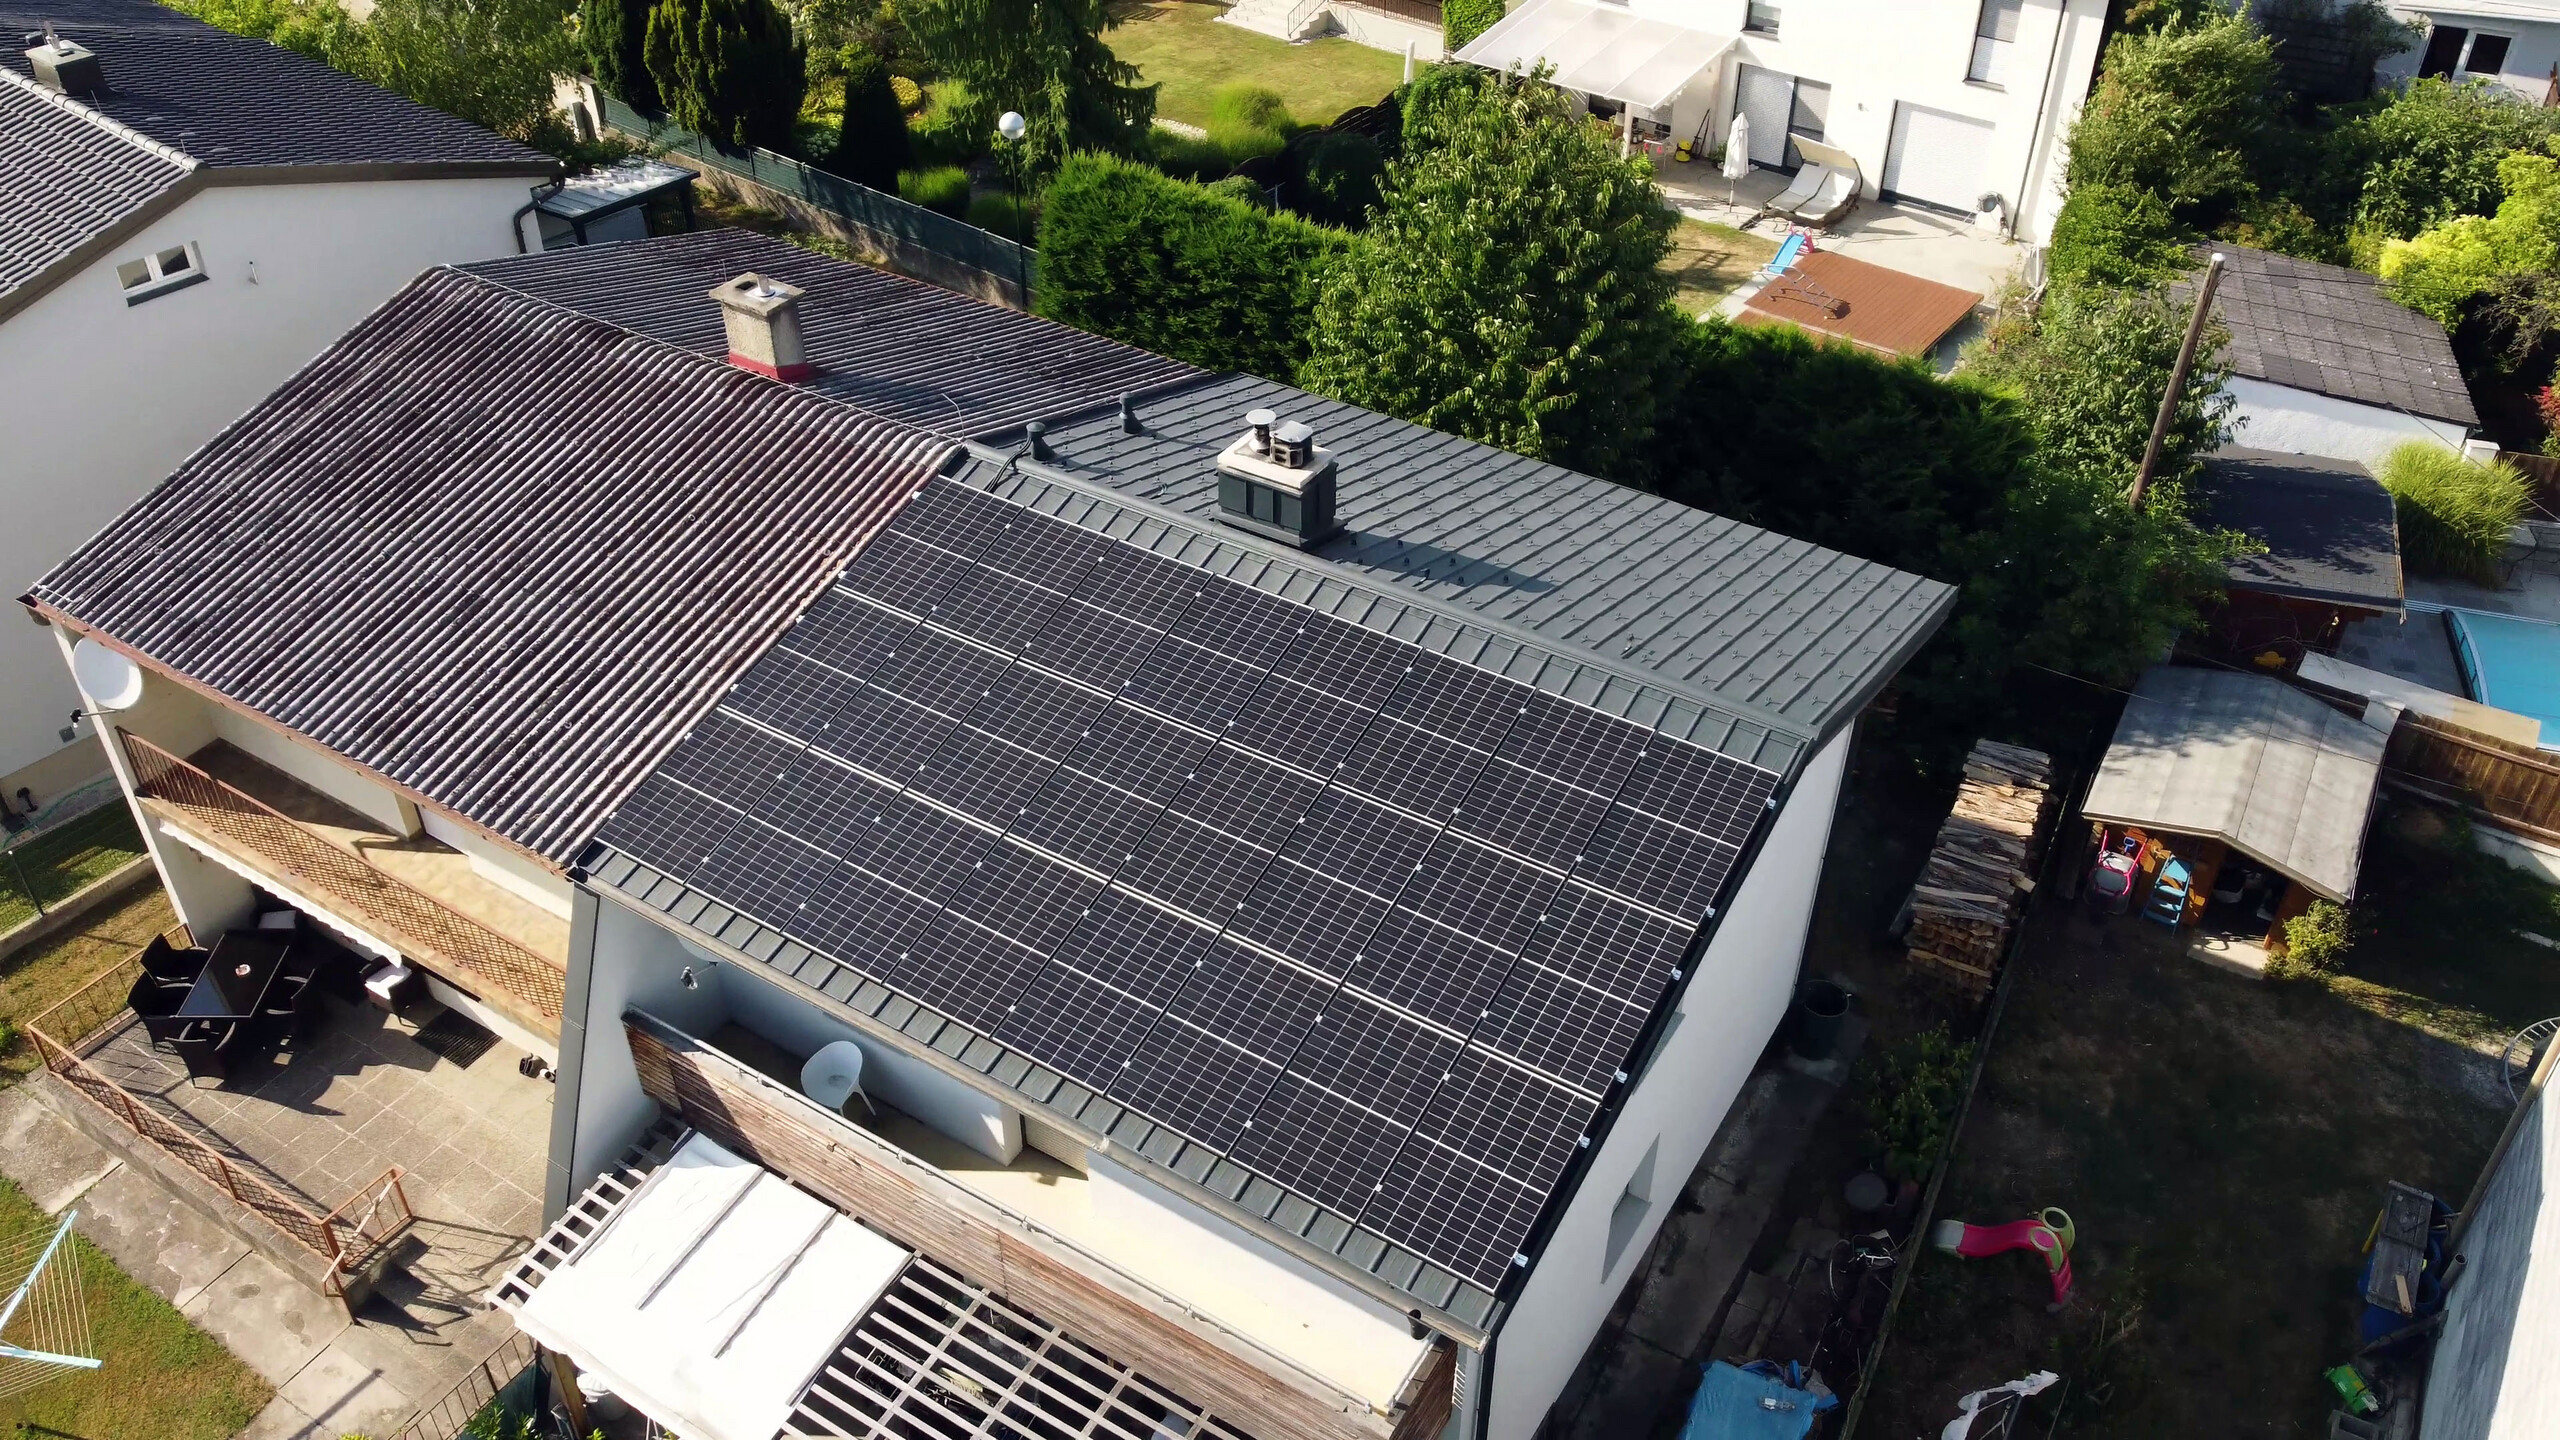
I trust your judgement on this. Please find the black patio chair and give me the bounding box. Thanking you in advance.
[170,1019,238,1083]
[126,970,191,1017]
[137,936,205,986]
[254,970,321,1047]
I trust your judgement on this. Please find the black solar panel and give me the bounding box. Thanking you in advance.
[614,479,1787,1289]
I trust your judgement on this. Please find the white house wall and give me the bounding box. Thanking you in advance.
[2420,1069,2558,1440]
[2379,11,2560,104]
[1485,727,1851,1440]
[208,701,412,835]
[0,174,535,779]
[1638,0,2104,241]
[2227,375,2470,467]
[420,807,577,919]
[562,889,737,1194]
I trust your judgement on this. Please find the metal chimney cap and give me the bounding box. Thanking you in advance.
[1272,420,1313,445]
[1245,408,1277,428]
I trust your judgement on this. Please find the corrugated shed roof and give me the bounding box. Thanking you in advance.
[0,65,190,298]
[2200,448,2403,612]
[0,0,552,172]
[985,373,1954,749]
[2202,245,2480,428]
[29,266,952,863]
[462,230,1199,438]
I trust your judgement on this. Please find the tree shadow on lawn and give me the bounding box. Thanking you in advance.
[1864,891,2518,1437]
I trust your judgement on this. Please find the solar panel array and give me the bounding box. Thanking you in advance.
[600,481,1780,1287]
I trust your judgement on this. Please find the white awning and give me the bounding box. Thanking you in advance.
[2082,667,2386,902]
[1453,0,1736,112]
[507,1133,908,1440]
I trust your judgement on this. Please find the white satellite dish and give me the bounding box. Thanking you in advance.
[69,638,144,712]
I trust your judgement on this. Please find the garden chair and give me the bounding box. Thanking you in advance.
[1789,166,1861,227]
[1758,164,1828,222]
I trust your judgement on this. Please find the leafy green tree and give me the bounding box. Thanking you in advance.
[581,0,658,109]
[2048,181,2191,289]
[1442,0,1502,51]
[646,0,805,150]
[2380,148,2560,323]
[902,0,1151,177]
[2064,9,2277,222]
[825,42,909,189]
[1300,70,1683,480]
[1963,285,2235,496]
[341,0,584,145]
[2350,78,2560,239]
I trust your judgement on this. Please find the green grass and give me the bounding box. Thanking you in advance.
[0,806,148,936]
[0,1173,270,1438]
[1663,218,1777,316]
[1106,1,1408,132]
[0,886,174,1086]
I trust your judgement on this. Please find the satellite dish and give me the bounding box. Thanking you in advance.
[69,638,143,712]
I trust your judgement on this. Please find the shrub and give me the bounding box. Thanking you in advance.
[1036,152,1354,382]
[903,0,1155,178]
[1443,0,1502,50]
[966,191,1032,239]
[2381,150,2560,325]
[1964,284,2235,496]
[2268,899,2355,980]
[897,164,972,217]
[1293,131,1384,228]
[582,0,659,110]
[825,43,911,191]
[645,0,805,151]
[890,75,923,111]
[2063,10,2277,223]
[2538,385,2560,458]
[2376,440,2529,583]
[2351,77,2560,240]
[1208,84,1293,137]
[906,81,986,166]
[1860,1027,1975,1184]
[2048,181,2190,290]
[1151,131,1239,182]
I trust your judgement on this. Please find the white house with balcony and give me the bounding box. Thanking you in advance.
[1451,0,2108,239]
[0,0,554,805]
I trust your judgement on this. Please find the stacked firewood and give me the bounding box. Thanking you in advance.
[1901,740,2057,994]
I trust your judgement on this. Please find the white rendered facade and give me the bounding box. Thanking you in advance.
[2226,374,2475,467]
[2379,3,2560,104]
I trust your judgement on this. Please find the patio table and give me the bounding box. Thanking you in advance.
[177,931,293,1022]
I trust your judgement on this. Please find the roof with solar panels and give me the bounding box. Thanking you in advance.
[31,227,1955,1333]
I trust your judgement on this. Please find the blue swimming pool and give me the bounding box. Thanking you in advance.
[2447,608,2560,746]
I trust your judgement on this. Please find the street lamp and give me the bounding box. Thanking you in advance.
[995,110,1029,302]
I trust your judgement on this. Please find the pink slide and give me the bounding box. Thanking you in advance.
[1931,1208,2075,1305]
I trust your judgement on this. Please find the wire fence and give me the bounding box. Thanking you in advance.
[594,93,1037,295]
[0,802,148,933]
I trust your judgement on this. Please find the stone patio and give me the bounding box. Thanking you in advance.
[1659,162,2029,299]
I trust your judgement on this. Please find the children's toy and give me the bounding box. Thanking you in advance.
[1931,1207,2075,1306]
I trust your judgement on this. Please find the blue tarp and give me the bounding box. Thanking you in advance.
[1678,1362,1829,1440]
[2447,608,2560,746]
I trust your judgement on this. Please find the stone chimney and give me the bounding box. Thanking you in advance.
[1215,408,1339,548]
[708,273,812,382]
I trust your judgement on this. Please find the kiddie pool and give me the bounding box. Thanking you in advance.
[2447,608,2560,748]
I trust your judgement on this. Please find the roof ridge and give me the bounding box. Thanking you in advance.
[0,60,196,169]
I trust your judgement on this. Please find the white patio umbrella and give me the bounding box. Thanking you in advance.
[1722,112,1752,211]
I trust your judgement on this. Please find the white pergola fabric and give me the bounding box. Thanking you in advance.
[1454,0,1736,111]
[512,1133,908,1440]
[2082,666,2386,902]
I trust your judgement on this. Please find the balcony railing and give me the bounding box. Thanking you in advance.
[24,942,415,1293]
[120,731,563,1035]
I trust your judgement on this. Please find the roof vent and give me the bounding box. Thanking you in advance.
[23,31,103,96]
[1215,409,1338,549]
[707,272,812,382]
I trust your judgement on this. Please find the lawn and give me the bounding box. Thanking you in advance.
[1664,218,1777,316]
[0,805,148,936]
[1858,799,2551,1435]
[0,885,173,1086]
[1106,1,1409,132]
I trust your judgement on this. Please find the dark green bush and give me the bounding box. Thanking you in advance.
[2048,181,2190,290]
[582,0,658,110]
[897,164,972,216]
[1036,152,1354,382]
[645,0,805,152]
[1443,0,1502,50]
[1859,1027,1975,1183]
[2350,77,2560,239]
[826,43,911,191]
[2268,899,2355,980]
[965,191,1032,239]
[1292,131,1383,228]
[1150,131,1238,181]
[2063,10,2276,224]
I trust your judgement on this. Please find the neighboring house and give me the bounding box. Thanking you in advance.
[1454,0,2108,239]
[2194,448,2405,662]
[2378,1,2560,104]
[1225,0,1450,61]
[33,229,1953,1440]
[2200,246,2483,467]
[2419,1042,2559,1440]
[0,0,555,795]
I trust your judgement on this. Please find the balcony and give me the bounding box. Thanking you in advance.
[121,732,566,1040]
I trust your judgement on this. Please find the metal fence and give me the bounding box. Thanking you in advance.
[384,1329,539,1440]
[595,94,1036,293]
[0,801,146,928]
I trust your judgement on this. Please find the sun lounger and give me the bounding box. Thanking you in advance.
[1757,164,1827,220]
[1758,231,1808,278]
[1789,166,1861,226]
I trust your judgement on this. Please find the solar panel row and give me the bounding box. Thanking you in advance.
[600,482,1779,1285]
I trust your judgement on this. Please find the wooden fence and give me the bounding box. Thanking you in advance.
[2494,451,2560,523]
[2384,710,2560,842]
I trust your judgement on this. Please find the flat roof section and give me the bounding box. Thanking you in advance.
[2199,448,2404,613]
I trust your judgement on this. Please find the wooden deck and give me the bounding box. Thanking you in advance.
[1738,248,1983,359]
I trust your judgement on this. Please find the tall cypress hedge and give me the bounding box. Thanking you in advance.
[1035,153,1354,382]
[581,0,657,110]
[644,0,803,150]
[827,43,910,191]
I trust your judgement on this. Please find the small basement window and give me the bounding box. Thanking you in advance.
[115,242,206,305]
[1744,3,1779,34]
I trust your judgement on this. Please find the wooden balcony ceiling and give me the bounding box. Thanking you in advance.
[189,741,570,963]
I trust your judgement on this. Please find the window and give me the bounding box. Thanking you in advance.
[2418,24,2467,79]
[1744,3,1779,35]
[2464,33,2512,76]
[1969,0,2022,86]
[1603,1138,1661,1275]
[115,242,206,305]
[1788,78,1829,142]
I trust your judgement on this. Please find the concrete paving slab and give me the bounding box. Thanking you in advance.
[1555,1330,1696,1440]
[178,1249,346,1387]
[68,1162,250,1310]
[234,1395,323,1440]
[275,1340,416,1440]
[0,1082,121,1214]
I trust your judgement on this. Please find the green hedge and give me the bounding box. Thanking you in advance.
[1036,153,1354,381]
[1444,0,1502,51]
[2377,440,2529,584]
[2047,181,2191,291]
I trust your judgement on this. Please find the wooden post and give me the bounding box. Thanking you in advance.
[2130,251,2225,511]
[546,1347,591,1436]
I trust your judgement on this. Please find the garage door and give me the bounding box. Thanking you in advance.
[1882,102,1996,215]
[1736,65,1794,168]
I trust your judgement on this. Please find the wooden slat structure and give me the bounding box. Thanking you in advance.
[1900,741,2057,993]
[618,1013,1440,1440]
[1737,249,1983,359]
[2385,710,2560,843]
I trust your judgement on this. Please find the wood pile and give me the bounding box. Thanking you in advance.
[1901,740,2057,994]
